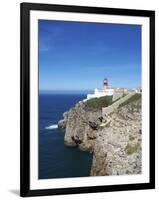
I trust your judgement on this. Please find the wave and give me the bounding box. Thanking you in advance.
[45,124,58,130]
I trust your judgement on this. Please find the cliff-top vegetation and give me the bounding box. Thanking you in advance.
[85,95,113,110]
[119,93,141,108]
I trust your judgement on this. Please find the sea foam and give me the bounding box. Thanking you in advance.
[45,124,58,130]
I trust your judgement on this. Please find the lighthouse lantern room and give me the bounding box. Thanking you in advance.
[103,78,108,88]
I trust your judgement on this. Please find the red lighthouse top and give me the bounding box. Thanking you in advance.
[103,78,108,87]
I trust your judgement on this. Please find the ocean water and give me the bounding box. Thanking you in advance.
[39,94,93,179]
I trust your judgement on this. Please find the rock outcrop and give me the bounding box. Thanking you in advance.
[60,101,102,150]
[58,93,142,176]
[58,112,68,129]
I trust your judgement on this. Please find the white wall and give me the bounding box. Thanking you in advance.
[0,0,158,199]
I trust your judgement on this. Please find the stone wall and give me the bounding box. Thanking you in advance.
[112,92,123,102]
[102,92,135,117]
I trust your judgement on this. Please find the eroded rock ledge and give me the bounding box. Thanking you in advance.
[58,93,142,176]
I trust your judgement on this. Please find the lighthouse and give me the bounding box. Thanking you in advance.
[85,78,129,101]
[103,78,108,88]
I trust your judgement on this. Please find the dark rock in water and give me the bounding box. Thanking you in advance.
[58,119,67,129]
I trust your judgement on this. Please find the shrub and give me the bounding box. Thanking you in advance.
[85,95,113,110]
[129,135,135,141]
[125,143,138,155]
[119,93,141,108]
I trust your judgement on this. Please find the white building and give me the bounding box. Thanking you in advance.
[86,78,128,100]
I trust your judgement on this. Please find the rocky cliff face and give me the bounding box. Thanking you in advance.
[58,101,102,151]
[58,93,142,176]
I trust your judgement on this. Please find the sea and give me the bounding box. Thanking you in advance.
[39,93,93,179]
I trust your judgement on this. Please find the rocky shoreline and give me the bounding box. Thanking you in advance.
[58,93,142,176]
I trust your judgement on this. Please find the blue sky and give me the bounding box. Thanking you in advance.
[39,20,141,92]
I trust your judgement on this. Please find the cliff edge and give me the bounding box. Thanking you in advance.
[58,93,142,176]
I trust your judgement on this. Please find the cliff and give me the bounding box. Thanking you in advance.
[58,93,142,176]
